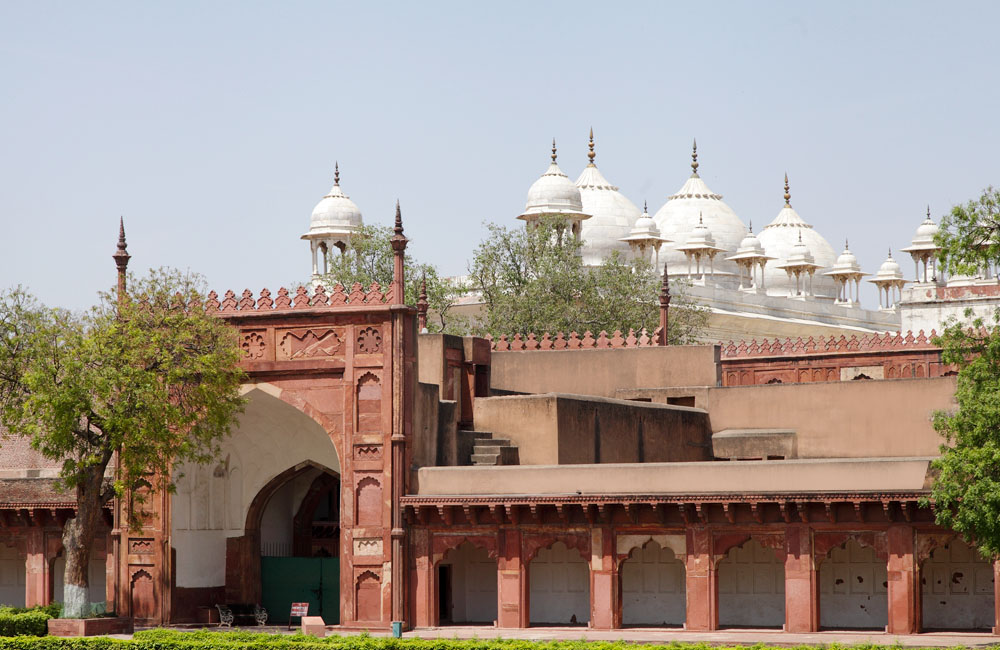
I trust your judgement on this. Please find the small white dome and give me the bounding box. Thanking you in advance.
[303,163,363,240]
[684,214,717,248]
[876,250,904,280]
[785,232,816,266]
[832,242,861,272]
[911,207,940,248]
[520,141,589,221]
[736,223,765,256]
[652,141,747,281]
[757,175,838,298]
[575,134,641,265]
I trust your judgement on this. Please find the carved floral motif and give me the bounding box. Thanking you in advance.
[241,331,266,360]
[356,327,382,355]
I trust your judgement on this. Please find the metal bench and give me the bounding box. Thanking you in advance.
[215,603,267,627]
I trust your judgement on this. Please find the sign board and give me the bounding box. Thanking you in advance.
[288,602,309,629]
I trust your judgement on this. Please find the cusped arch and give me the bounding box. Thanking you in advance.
[815,531,887,567]
[524,533,590,564]
[616,533,686,567]
[432,535,499,566]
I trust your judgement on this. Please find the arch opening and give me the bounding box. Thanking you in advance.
[620,540,685,627]
[718,539,784,628]
[528,541,589,626]
[819,538,887,630]
[921,538,995,630]
[0,541,26,607]
[437,541,497,625]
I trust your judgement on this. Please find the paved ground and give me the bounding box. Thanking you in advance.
[399,626,999,647]
[130,624,1000,647]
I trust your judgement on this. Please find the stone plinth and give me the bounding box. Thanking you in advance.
[301,616,326,637]
[47,617,133,637]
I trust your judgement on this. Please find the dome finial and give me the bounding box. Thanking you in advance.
[783,173,791,207]
[334,161,340,185]
[798,230,803,243]
[643,200,648,213]
[551,138,557,163]
[926,205,931,219]
[699,211,704,226]
[845,238,849,250]
[691,138,699,177]
[394,200,404,237]
[749,219,753,233]
[587,127,596,166]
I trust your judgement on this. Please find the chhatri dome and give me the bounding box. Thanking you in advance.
[757,174,838,298]
[301,163,364,277]
[518,140,591,231]
[652,140,748,282]
[575,129,641,266]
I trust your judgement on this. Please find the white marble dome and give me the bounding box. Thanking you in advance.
[757,177,838,298]
[304,164,363,238]
[652,143,747,282]
[911,207,940,248]
[575,136,641,265]
[520,141,589,221]
[832,242,861,273]
[735,225,765,256]
[875,250,904,280]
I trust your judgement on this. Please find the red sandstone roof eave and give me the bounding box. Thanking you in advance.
[215,303,417,321]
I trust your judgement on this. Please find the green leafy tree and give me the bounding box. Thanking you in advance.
[928,186,1000,557]
[0,270,245,617]
[317,224,468,334]
[468,216,707,342]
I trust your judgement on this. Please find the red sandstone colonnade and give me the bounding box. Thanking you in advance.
[405,498,1000,633]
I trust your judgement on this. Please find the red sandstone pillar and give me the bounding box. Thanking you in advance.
[24,529,47,607]
[589,528,618,629]
[497,529,527,628]
[411,529,435,627]
[784,524,818,632]
[886,525,917,634]
[992,559,1000,634]
[685,527,716,631]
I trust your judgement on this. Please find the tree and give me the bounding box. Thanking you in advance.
[0,270,245,617]
[468,216,707,342]
[317,223,468,334]
[927,186,1000,557]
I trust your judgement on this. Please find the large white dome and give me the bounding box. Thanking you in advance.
[575,134,640,265]
[652,142,747,282]
[757,177,838,298]
[304,163,363,238]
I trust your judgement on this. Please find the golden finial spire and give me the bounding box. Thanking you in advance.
[783,173,791,207]
[691,138,699,176]
[551,138,557,163]
[334,161,340,185]
[587,127,596,166]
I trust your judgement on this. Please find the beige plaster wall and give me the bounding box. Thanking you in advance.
[473,393,712,465]
[703,376,957,458]
[489,346,721,398]
[414,457,933,496]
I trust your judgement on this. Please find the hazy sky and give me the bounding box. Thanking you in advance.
[2,2,998,311]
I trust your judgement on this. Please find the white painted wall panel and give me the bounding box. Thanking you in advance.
[440,542,497,623]
[0,544,25,607]
[621,542,685,626]
[718,540,784,627]
[529,542,589,625]
[922,539,995,630]
[819,540,887,629]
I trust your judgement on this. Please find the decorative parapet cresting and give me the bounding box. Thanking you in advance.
[719,329,940,359]
[490,327,664,351]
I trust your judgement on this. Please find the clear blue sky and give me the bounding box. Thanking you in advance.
[2,1,998,311]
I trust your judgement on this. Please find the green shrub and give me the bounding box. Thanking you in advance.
[0,610,52,636]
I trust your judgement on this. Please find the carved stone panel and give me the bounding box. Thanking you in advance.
[353,537,383,556]
[276,328,344,360]
[356,327,382,355]
[240,330,267,360]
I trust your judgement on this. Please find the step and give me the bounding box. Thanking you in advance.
[474,437,512,447]
[470,453,499,465]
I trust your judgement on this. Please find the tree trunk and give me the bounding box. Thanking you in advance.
[61,466,105,618]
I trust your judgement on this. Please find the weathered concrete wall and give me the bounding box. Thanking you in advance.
[704,377,956,459]
[417,333,465,401]
[473,393,712,465]
[490,346,721,397]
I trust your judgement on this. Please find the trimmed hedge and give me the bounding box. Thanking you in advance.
[0,610,52,637]
[0,631,958,650]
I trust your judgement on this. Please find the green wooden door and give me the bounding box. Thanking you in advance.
[261,557,340,624]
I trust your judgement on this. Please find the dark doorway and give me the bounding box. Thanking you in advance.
[438,565,453,623]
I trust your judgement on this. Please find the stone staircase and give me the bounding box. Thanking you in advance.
[469,432,520,466]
